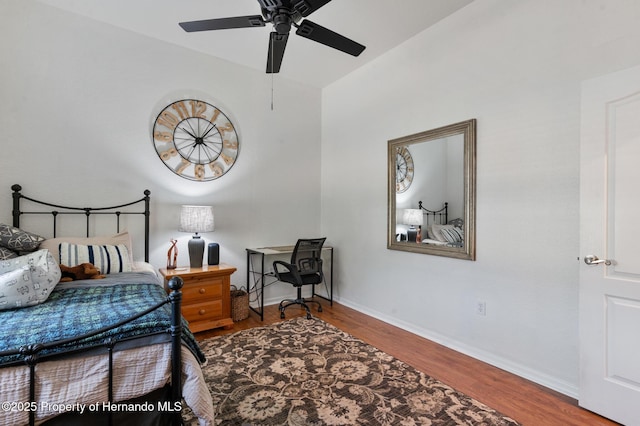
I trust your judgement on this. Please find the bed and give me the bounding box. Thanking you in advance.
[0,185,214,426]
[418,201,464,247]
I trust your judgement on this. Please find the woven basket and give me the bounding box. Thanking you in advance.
[230,286,249,322]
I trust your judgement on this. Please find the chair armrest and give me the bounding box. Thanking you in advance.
[273,260,303,283]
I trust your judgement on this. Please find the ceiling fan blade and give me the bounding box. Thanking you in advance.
[296,20,365,56]
[266,32,289,73]
[179,15,265,32]
[292,0,333,17]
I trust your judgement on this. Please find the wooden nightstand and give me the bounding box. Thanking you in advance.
[159,264,236,333]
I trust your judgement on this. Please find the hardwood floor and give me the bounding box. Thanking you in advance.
[196,300,619,426]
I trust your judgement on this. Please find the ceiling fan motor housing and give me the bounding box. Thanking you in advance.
[259,0,308,18]
[272,13,292,34]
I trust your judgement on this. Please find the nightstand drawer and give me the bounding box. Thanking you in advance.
[182,299,223,322]
[182,278,223,302]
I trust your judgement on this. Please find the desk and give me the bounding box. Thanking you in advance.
[246,245,333,320]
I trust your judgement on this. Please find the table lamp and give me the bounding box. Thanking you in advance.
[179,205,214,268]
[403,209,422,243]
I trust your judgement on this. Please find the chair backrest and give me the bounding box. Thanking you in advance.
[291,238,326,275]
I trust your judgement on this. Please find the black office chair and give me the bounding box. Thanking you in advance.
[273,238,326,319]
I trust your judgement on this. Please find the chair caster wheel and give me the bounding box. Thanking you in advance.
[280,312,285,319]
[318,306,323,312]
[306,313,312,319]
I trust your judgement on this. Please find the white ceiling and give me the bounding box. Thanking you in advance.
[37,0,474,88]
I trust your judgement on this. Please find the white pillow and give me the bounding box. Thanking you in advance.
[0,249,61,310]
[59,242,132,274]
[0,267,37,310]
[426,225,438,241]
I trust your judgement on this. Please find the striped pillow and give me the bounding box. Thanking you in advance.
[440,227,464,243]
[59,242,132,274]
[431,224,464,243]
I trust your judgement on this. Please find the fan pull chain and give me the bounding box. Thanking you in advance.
[270,35,275,111]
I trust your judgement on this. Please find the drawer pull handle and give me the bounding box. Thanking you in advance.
[199,288,206,294]
[199,309,206,315]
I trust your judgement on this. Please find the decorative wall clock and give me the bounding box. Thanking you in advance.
[395,146,414,193]
[152,99,239,181]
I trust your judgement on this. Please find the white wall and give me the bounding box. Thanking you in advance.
[0,0,322,304]
[321,0,640,397]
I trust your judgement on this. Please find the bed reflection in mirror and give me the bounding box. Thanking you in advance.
[387,119,476,260]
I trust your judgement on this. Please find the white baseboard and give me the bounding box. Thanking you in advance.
[335,296,579,399]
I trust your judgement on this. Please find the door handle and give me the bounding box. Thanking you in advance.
[584,255,611,266]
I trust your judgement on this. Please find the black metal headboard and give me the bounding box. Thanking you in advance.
[11,184,151,262]
[418,201,448,226]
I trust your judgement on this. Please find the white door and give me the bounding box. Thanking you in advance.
[580,64,640,425]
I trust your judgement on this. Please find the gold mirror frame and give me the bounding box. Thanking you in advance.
[387,119,476,260]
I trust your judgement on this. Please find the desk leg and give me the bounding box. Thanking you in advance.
[260,253,265,320]
[312,247,333,306]
[330,247,333,305]
[246,250,265,321]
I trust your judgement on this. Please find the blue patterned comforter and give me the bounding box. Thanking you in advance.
[0,273,205,366]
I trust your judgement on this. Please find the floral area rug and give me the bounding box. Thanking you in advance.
[182,317,520,425]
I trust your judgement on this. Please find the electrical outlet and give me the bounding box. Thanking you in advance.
[476,301,487,316]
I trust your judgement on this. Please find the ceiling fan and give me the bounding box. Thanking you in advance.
[179,0,366,74]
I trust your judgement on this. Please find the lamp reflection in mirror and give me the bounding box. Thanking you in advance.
[179,205,214,268]
[403,209,423,243]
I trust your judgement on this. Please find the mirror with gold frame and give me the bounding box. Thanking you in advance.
[387,119,476,260]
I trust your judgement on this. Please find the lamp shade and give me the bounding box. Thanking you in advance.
[402,209,422,227]
[179,205,214,233]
